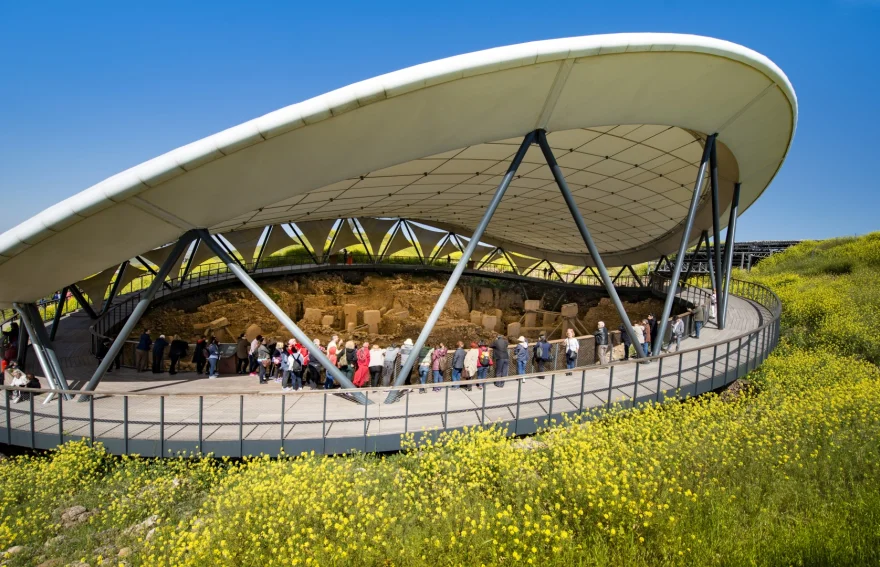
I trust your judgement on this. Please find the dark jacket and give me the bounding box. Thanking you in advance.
[345,348,358,369]
[647,318,658,342]
[693,305,706,323]
[534,339,551,361]
[492,337,509,361]
[169,339,189,358]
[136,332,152,351]
[192,339,207,363]
[618,324,631,346]
[594,327,609,346]
[152,337,168,356]
[452,347,466,370]
[236,338,249,359]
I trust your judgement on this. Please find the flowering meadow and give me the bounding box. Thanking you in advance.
[1,234,879,566]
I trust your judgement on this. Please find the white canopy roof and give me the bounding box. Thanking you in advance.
[0,33,797,305]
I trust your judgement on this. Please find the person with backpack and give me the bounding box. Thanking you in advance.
[491,334,509,387]
[417,345,434,394]
[255,340,271,384]
[206,337,220,378]
[383,343,400,388]
[533,334,551,378]
[341,340,357,382]
[692,304,706,339]
[514,336,529,380]
[168,335,189,375]
[476,340,492,387]
[431,342,448,392]
[451,341,466,390]
[284,343,305,391]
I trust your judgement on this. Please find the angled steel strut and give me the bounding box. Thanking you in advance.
[385,131,537,403]
[654,134,716,355]
[536,129,645,357]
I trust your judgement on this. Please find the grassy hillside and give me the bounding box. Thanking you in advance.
[1,235,879,566]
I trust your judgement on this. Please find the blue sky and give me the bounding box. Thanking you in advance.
[1,0,877,241]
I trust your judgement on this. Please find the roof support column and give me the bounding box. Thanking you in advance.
[101,261,129,315]
[195,229,361,397]
[386,130,536,403]
[683,231,707,283]
[720,182,741,329]
[709,142,724,299]
[536,129,645,358]
[626,265,645,287]
[49,286,69,342]
[14,302,71,402]
[135,256,174,291]
[69,285,98,320]
[653,134,715,355]
[79,231,197,398]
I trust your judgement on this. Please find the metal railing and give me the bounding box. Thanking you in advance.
[0,277,780,457]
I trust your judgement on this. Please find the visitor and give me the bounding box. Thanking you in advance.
[369,343,385,388]
[353,342,370,387]
[248,335,263,375]
[417,345,433,394]
[135,329,152,372]
[431,342,448,392]
[641,319,652,357]
[693,303,706,339]
[151,334,168,373]
[533,334,551,377]
[285,342,305,391]
[306,339,325,388]
[382,342,399,388]
[271,341,284,382]
[326,335,339,389]
[562,328,580,371]
[619,323,632,361]
[98,336,121,373]
[255,340,271,384]
[342,249,348,264]
[594,322,609,365]
[543,267,549,279]
[491,334,508,387]
[207,337,220,378]
[24,374,40,402]
[193,335,208,375]
[451,341,466,390]
[9,368,27,403]
[399,338,414,388]
[671,315,685,352]
[646,314,658,351]
[710,292,717,321]
[343,340,357,382]
[168,335,189,375]
[514,336,529,381]
[476,340,492,387]
[235,333,249,375]
[464,342,479,391]
[632,320,646,359]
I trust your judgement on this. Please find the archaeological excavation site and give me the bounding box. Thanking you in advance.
[137,272,665,348]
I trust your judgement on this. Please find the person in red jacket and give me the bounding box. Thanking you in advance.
[353,342,371,387]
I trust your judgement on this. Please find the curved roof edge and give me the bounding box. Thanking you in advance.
[0,32,797,267]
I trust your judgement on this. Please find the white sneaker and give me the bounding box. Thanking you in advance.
[209,375,218,379]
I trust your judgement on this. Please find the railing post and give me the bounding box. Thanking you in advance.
[481,383,487,426]
[123,396,129,454]
[57,393,63,445]
[655,357,663,402]
[606,366,614,406]
[580,369,587,412]
[515,377,522,433]
[363,391,369,452]
[239,395,244,457]
[632,363,640,406]
[89,395,95,446]
[159,396,165,456]
[735,337,743,380]
[29,396,35,449]
[198,396,203,453]
[724,342,731,385]
[676,352,684,389]
[404,389,410,433]
[694,349,701,394]
[443,387,449,430]
[548,374,555,427]
[4,390,9,446]
[322,392,328,454]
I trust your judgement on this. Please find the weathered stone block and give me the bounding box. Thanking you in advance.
[321,315,335,327]
[542,312,558,327]
[524,299,541,312]
[560,303,579,318]
[507,322,521,338]
[343,304,358,328]
[478,287,494,304]
[347,322,356,333]
[524,312,537,328]
[208,316,229,329]
[469,310,482,325]
[367,323,379,334]
[303,308,324,323]
[363,310,381,325]
[481,315,497,332]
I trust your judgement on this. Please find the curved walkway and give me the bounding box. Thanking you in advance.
[1,277,778,457]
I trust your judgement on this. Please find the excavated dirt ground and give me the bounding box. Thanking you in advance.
[139,273,666,346]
